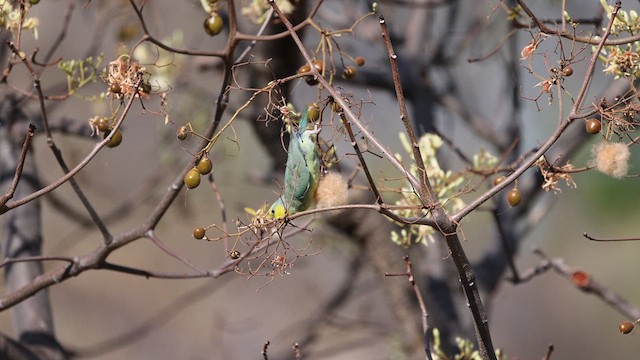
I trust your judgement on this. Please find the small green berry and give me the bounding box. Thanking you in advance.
[104,129,123,148]
[197,157,213,175]
[204,13,224,36]
[184,168,201,189]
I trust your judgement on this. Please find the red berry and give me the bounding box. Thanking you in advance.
[619,321,634,334]
[571,270,590,288]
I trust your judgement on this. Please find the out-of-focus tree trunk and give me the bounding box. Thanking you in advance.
[0,95,66,359]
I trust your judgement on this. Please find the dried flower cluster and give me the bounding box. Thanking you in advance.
[535,156,577,193]
[104,55,150,98]
[520,39,539,60]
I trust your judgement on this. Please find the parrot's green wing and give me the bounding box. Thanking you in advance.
[268,107,320,218]
[285,145,312,206]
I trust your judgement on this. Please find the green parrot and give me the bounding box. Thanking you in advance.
[268,107,320,219]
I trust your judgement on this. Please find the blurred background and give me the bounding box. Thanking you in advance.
[1,0,640,359]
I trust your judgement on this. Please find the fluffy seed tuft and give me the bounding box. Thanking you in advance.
[591,141,630,179]
[316,173,349,209]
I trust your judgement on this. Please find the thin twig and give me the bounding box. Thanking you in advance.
[468,28,518,63]
[42,0,75,65]
[338,112,383,203]
[385,255,433,360]
[1,78,142,214]
[129,0,225,58]
[534,248,640,320]
[492,210,520,282]
[208,172,229,253]
[234,8,274,64]
[146,230,207,274]
[583,232,640,242]
[262,341,270,360]
[515,0,631,46]
[569,2,620,119]
[0,124,35,208]
[379,15,435,206]
[292,342,302,360]
[511,257,550,284]
[542,344,554,360]
[0,255,75,269]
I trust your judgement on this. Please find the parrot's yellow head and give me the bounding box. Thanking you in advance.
[268,199,287,219]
